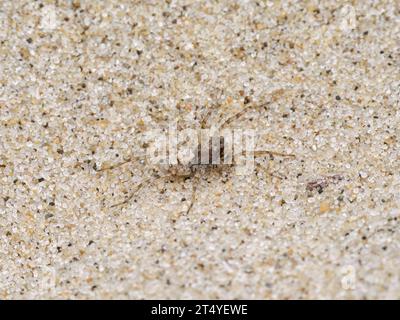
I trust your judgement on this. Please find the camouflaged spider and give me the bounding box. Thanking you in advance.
[95,89,295,212]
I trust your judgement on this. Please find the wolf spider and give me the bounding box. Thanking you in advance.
[95,89,295,212]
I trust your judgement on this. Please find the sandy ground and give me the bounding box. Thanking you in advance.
[0,0,399,299]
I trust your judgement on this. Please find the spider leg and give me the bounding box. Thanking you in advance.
[95,155,145,172]
[219,103,255,129]
[253,150,295,158]
[254,162,286,180]
[270,172,286,180]
[219,88,286,130]
[110,175,154,208]
[185,172,199,215]
[200,105,216,129]
[110,171,194,208]
[233,150,295,160]
[253,149,294,179]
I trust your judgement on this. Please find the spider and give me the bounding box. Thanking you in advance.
[95,89,295,212]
